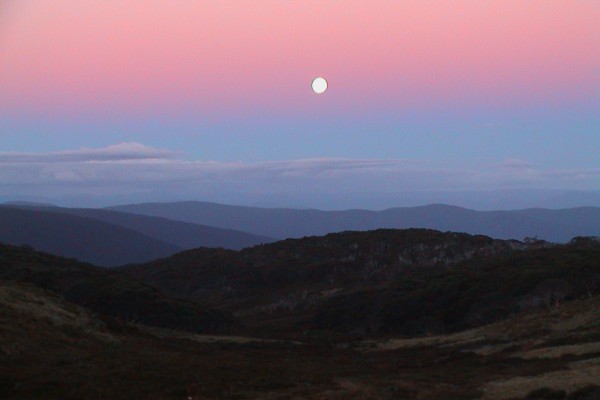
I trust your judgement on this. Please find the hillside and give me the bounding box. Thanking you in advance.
[2,229,599,399]
[121,229,527,306]
[6,204,274,250]
[2,279,599,399]
[0,207,180,266]
[108,201,600,242]
[0,243,237,333]
[121,229,600,336]
[312,236,600,335]
[359,294,600,400]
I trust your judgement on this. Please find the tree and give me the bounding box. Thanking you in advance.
[573,270,600,298]
[414,316,445,336]
[465,299,512,327]
[533,279,573,309]
[518,294,545,312]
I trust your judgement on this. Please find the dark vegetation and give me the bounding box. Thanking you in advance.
[525,386,600,399]
[2,279,599,399]
[109,201,600,242]
[1,228,599,399]
[123,229,532,301]
[314,236,600,335]
[0,244,237,333]
[122,230,600,337]
[0,280,467,400]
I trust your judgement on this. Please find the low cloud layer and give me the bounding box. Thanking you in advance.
[1,143,599,205]
[0,142,174,163]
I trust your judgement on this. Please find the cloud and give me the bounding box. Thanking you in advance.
[1,144,599,198]
[0,142,174,163]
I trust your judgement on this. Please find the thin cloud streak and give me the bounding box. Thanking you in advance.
[1,144,599,194]
[0,142,175,163]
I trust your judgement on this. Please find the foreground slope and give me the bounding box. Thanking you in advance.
[360,294,600,400]
[108,201,600,242]
[0,207,180,266]
[0,243,237,333]
[2,279,599,399]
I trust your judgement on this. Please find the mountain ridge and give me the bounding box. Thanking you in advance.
[108,201,600,242]
[0,207,180,267]
[120,229,600,336]
[0,205,274,266]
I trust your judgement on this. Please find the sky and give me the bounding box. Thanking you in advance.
[1,1,599,209]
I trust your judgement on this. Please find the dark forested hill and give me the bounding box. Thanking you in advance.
[3,232,600,399]
[121,229,600,336]
[122,229,532,304]
[0,243,237,333]
[108,201,600,242]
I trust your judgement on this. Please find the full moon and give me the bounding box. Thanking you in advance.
[311,77,328,94]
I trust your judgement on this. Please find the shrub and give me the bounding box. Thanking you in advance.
[567,385,600,400]
[525,387,567,399]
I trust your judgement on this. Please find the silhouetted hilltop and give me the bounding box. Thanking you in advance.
[0,207,180,266]
[121,229,544,304]
[121,229,599,336]
[0,205,273,266]
[7,204,274,250]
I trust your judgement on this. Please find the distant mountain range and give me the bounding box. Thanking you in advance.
[0,205,273,266]
[2,201,599,267]
[5,188,600,210]
[109,201,600,243]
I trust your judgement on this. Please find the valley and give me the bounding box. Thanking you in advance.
[1,228,599,399]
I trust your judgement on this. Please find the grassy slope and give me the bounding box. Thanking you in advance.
[2,280,599,400]
[361,294,600,400]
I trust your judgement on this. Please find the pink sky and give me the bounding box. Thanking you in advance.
[1,0,599,117]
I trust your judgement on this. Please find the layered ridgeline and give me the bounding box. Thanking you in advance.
[2,202,597,267]
[0,205,273,266]
[0,243,238,333]
[2,231,600,399]
[121,229,600,336]
[108,201,600,243]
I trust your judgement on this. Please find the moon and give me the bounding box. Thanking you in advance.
[311,77,328,94]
